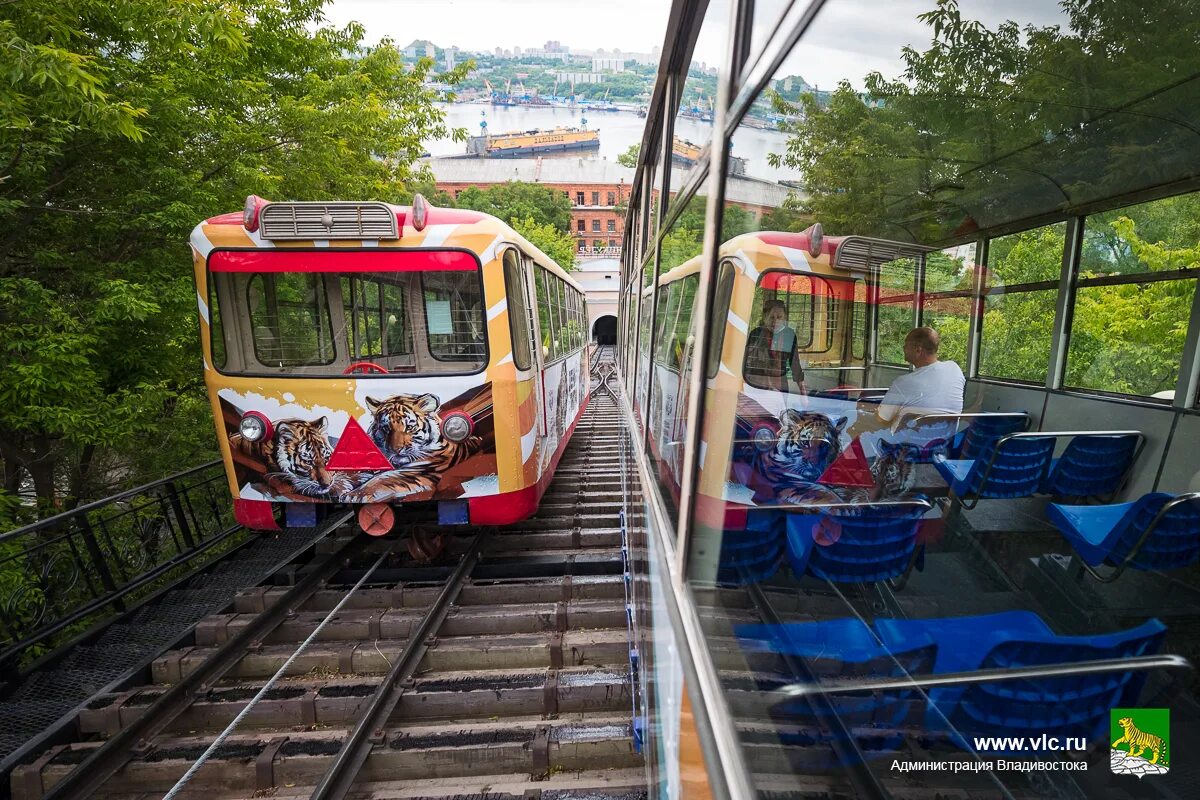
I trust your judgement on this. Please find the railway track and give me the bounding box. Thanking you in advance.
[12,348,642,800]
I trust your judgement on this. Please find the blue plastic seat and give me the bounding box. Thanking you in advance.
[889,411,1031,464]
[957,413,1032,461]
[786,499,931,584]
[874,611,1166,745]
[717,530,783,585]
[1041,433,1142,500]
[934,435,1055,509]
[1048,491,1200,580]
[735,618,936,729]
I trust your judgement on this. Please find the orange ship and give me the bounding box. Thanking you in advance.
[466,127,600,158]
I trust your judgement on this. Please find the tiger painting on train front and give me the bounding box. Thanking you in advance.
[344,393,483,502]
[219,385,493,505]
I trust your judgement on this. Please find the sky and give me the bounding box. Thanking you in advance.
[322,0,1071,89]
[321,0,674,56]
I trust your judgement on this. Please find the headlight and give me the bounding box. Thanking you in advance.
[442,412,474,443]
[239,412,272,442]
[752,425,775,452]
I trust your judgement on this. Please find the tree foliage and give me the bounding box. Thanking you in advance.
[453,181,573,232]
[0,0,467,522]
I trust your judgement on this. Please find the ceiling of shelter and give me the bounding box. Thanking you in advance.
[772,0,1200,244]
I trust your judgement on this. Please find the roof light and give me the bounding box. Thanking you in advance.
[243,195,267,232]
[806,223,824,257]
[411,193,430,232]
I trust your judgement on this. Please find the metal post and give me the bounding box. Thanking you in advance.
[966,237,987,379]
[1045,216,1083,390]
[1171,272,1200,410]
[163,481,197,548]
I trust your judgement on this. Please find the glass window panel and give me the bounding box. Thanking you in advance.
[678,3,1200,796]
[1067,280,1196,397]
[851,280,868,361]
[248,273,335,367]
[653,282,679,367]
[503,251,532,370]
[670,276,698,372]
[744,272,816,393]
[706,260,737,378]
[987,223,1066,287]
[208,283,227,369]
[422,272,486,367]
[536,269,552,361]
[978,289,1056,383]
[875,258,917,365]
[673,0,732,186]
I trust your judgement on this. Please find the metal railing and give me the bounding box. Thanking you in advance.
[0,460,236,677]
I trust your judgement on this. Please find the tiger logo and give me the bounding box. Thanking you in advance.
[230,417,336,498]
[1113,717,1169,766]
[754,409,846,487]
[342,393,481,502]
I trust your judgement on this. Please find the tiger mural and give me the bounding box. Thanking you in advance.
[341,393,482,502]
[1113,717,1169,765]
[776,439,919,507]
[753,408,846,488]
[229,417,342,499]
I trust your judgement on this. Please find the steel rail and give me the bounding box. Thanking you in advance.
[162,540,401,800]
[41,513,359,800]
[309,531,488,800]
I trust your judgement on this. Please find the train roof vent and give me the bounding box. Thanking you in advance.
[259,201,397,241]
[833,236,934,271]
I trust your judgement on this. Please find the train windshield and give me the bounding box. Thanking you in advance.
[207,249,487,376]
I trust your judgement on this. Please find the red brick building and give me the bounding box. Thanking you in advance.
[426,156,792,255]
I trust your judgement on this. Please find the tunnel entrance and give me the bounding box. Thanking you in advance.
[593,315,617,345]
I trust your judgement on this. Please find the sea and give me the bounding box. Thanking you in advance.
[425,102,796,184]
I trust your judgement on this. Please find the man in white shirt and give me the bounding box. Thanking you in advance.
[851,326,965,454]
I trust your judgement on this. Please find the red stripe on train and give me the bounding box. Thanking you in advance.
[208,249,478,273]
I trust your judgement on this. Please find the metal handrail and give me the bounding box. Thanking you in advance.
[0,460,233,672]
[772,653,1191,700]
[0,459,221,542]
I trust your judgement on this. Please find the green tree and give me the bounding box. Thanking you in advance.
[512,216,577,273]
[617,144,640,168]
[0,0,467,520]
[454,181,573,232]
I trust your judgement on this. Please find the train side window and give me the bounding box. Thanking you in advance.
[672,275,699,371]
[208,281,227,370]
[502,250,532,370]
[653,282,680,369]
[535,269,552,360]
[246,273,336,368]
[706,261,736,378]
[850,280,867,361]
[548,276,564,359]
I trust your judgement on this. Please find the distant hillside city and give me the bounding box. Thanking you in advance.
[400,38,827,122]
